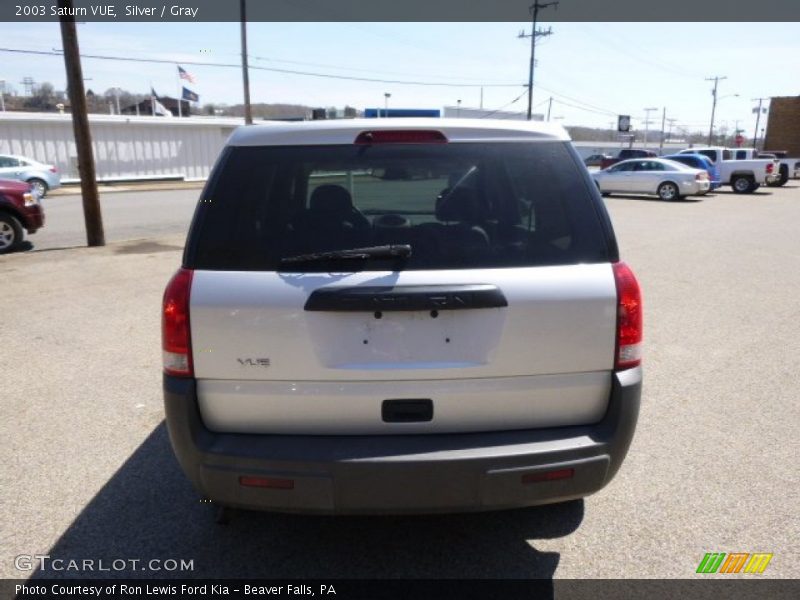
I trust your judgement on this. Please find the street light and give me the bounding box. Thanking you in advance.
[643,107,658,148]
[111,87,121,115]
[383,92,391,118]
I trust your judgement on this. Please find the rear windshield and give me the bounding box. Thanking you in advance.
[185,142,612,271]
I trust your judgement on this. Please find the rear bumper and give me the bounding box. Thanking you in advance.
[164,368,642,514]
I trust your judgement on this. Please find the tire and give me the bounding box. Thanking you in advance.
[595,182,610,197]
[767,166,789,187]
[0,213,23,254]
[731,175,754,194]
[657,182,680,201]
[27,178,48,198]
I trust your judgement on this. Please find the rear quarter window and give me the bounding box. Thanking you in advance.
[184,141,614,271]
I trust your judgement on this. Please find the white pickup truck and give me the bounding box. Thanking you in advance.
[678,147,778,193]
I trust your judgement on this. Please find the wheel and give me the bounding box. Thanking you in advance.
[27,178,48,198]
[732,176,755,194]
[657,182,680,201]
[595,182,610,197]
[0,213,23,254]
[767,166,789,187]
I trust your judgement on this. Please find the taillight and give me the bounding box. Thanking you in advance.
[354,130,448,144]
[612,262,643,370]
[162,268,194,377]
[49,166,58,173]
[766,163,774,173]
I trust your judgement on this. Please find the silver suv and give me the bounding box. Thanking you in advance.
[162,119,643,514]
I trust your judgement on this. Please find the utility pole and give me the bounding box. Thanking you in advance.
[59,0,104,247]
[751,97,767,150]
[479,87,484,109]
[659,107,666,152]
[706,75,727,145]
[546,96,553,121]
[518,1,558,121]
[643,107,658,148]
[240,0,252,125]
[666,118,677,143]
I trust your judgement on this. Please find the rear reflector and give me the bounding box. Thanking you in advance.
[522,468,575,484]
[612,262,643,370]
[354,130,448,145]
[239,476,294,490]
[162,268,194,377]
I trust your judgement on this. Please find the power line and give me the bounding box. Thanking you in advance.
[247,54,513,85]
[479,89,529,118]
[0,47,523,89]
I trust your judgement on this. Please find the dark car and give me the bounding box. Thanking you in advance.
[0,179,45,253]
[584,153,612,167]
[600,149,658,170]
[662,153,722,190]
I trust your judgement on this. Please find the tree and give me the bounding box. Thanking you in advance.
[22,81,58,111]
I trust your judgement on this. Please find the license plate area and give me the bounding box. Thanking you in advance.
[306,308,506,369]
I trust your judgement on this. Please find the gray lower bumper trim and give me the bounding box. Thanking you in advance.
[164,368,641,514]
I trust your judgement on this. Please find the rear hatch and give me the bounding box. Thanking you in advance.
[183,128,620,435]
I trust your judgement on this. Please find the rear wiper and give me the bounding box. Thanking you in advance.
[280,244,412,265]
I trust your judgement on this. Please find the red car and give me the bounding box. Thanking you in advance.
[0,179,45,253]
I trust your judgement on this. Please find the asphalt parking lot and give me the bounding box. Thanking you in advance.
[1,184,799,580]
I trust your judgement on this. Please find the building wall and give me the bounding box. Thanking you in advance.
[0,112,243,182]
[763,96,800,156]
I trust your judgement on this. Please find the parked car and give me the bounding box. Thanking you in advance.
[599,148,658,170]
[0,179,45,253]
[677,147,776,193]
[163,119,643,515]
[584,153,612,167]
[662,153,721,190]
[0,154,61,198]
[592,157,710,201]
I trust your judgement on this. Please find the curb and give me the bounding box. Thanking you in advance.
[49,181,205,197]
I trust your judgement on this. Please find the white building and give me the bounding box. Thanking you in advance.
[0,111,245,183]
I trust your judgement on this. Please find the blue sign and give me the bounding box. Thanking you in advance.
[364,108,441,118]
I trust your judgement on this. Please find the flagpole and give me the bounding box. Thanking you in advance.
[176,65,182,118]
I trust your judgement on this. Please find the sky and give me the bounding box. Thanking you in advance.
[0,21,798,134]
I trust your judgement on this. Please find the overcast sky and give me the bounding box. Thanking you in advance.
[1,21,798,133]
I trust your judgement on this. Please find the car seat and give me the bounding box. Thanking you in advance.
[290,184,371,252]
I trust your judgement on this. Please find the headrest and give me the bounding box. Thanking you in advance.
[435,186,483,223]
[309,185,353,214]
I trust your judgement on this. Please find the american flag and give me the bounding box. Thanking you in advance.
[178,66,196,84]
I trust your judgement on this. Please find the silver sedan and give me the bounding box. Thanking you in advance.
[0,154,62,198]
[592,158,710,201]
